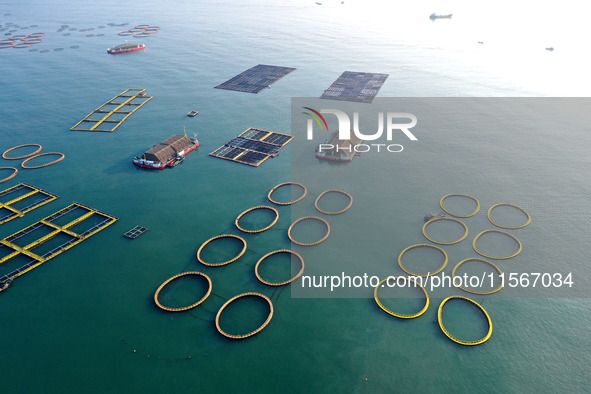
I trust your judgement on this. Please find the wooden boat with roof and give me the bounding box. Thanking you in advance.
[133,132,199,169]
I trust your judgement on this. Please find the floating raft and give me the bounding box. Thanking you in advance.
[71,89,153,132]
[214,64,296,94]
[124,225,147,239]
[210,128,293,167]
[0,203,118,284]
[0,183,58,225]
[320,71,389,103]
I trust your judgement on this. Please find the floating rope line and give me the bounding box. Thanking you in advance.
[451,258,503,295]
[437,296,493,346]
[215,292,274,339]
[235,205,279,233]
[255,249,305,286]
[439,194,480,217]
[196,234,247,266]
[0,167,18,183]
[122,339,206,362]
[154,272,212,312]
[267,182,307,205]
[374,277,430,319]
[472,229,522,260]
[314,189,353,215]
[398,244,448,277]
[422,217,468,245]
[288,216,330,246]
[246,247,265,256]
[487,203,531,229]
[21,152,65,169]
[269,286,286,303]
[2,144,42,160]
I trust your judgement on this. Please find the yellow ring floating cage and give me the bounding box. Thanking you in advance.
[21,152,65,169]
[487,203,531,229]
[2,144,42,160]
[438,296,493,345]
[314,189,353,215]
[451,258,504,295]
[215,292,274,339]
[235,205,279,233]
[153,271,212,312]
[0,167,18,183]
[267,182,307,205]
[472,229,522,260]
[374,277,430,319]
[439,193,480,218]
[255,249,305,286]
[288,216,330,246]
[197,234,247,266]
[398,243,448,277]
[422,217,468,245]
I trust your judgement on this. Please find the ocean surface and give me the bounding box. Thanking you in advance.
[1,0,590,392]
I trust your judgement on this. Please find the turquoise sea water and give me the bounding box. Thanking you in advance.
[1,0,590,393]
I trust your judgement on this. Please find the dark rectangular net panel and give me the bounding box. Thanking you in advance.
[236,150,269,166]
[210,146,269,167]
[241,128,270,140]
[214,64,297,94]
[262,133,292,146]
[320,71,389,103]
[227,137,281,156]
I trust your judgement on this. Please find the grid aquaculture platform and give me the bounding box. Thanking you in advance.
[210,128,293,167]
[0,203,118,284]
[124,225,148,239]
[71,89,153,132]
[0,183,58,225]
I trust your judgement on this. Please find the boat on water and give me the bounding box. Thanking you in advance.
[425,212,446,221]
[133,133,199,169]
[187,110,199,117]
[315,130,363,162]
[107,43,145,54]
[0,279,13,293]
[430,13,453,20]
